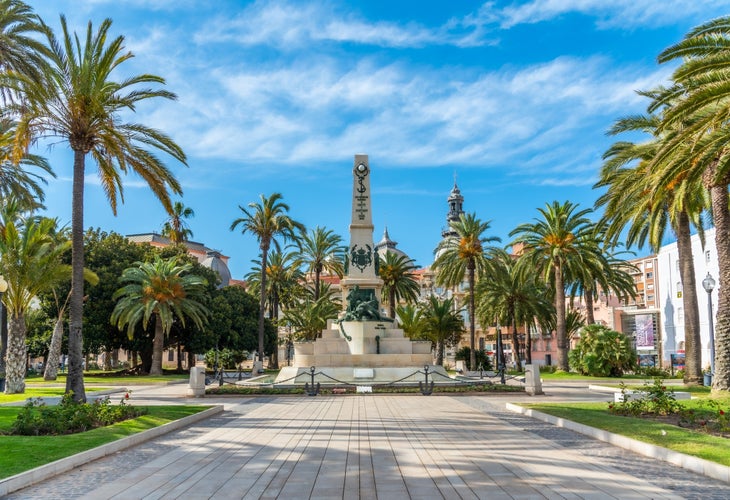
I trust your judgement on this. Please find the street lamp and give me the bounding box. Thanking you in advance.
[702,272,716,376]
[0,274,7,392]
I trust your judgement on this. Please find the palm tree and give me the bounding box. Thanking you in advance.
[0,119,54,209]
[231,193,303,366]
[281,285,340,342]
[596,111,707,384]
[654,18,730,390]
[0,0,48,103]
[245,249,302,368]
[433,213,500,370]
[111,256,208,376]
[476,249,553,368]
[396,303,425,339]
[510,201,596,371]
[421,296,465,366]
[0,216,69,393]
[296,226,344,301]
[379,251,420,318]
[3,17,187,401]
[161,201,195,243]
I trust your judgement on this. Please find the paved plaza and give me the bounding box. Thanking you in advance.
[4,382,730,500]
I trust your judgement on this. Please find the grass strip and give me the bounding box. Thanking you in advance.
[0,405,208,479]
[25,373,189,385]
[525,401,730,466]
[0,387,112,404]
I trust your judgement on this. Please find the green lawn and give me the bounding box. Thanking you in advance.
[0,387,113,404]
[24,372,189,385]
[537,371,683,382]
[0,405,209,479]
[525,395,730,466]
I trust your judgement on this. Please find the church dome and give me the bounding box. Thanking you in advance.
[201,250,231,288]
[375,227,409,261]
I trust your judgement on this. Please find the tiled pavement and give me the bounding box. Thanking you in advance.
[6,388,730,499]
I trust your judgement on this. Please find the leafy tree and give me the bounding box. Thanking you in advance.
[379,251,420,319]
[434,213,500,371]
[161,201,194,243]
[568,324,637,377]
[204,285,274,355]
[4,16,186,400]
[230,193,303,365]
[510,201,597,371]
[0,216,69,393]
[420,296,465,366]
[111,256,209,375]
[295,226,344,301]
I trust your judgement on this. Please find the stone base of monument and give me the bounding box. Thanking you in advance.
[272,320,449,385]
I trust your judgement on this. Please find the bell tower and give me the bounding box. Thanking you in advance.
[441,179,464,238]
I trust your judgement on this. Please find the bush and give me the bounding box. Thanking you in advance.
[454,347,492,371]
[9,392,145,436]
[204,348,248,370]
[637,366,670,378]
[569,324,637,377]
[608,379,682,416]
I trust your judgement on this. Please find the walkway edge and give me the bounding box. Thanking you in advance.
[0,404,224,497]
[505,403,730,483]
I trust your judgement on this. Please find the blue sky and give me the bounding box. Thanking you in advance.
[29,1,730,279]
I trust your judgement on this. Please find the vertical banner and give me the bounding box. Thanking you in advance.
[635,314,654,350]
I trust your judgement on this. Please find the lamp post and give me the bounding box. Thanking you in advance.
[702,273,716,377]
[0,275,7,392]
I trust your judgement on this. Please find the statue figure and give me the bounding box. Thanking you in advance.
[337,286,392,340]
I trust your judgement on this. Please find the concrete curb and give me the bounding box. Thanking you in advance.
[505,403,730,484]
[0,405,224,497]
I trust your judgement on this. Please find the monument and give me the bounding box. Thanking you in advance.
[275,154,445,384]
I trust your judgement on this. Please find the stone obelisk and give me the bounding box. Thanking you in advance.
[339,154,383,308]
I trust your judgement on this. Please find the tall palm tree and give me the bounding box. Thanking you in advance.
[111,256,208,376]
[245,249,302,368]
[654,18,730,390]
[161,201,195,243]
[295,226,344,301]
[596,111,707,384]
[3,17,187,401]
[0,216,69,393]
[231,193,303,365]
[421,296,465,366]
[510,201,596,371]
[434,213,500,370]
[476,249,553,368]
[281,285,340,342]
[379,251,420,318]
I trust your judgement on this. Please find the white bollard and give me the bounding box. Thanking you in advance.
[524,364,543,395]
[187,366,206,397]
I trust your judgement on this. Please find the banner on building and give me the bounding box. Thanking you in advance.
[635,314,654,350]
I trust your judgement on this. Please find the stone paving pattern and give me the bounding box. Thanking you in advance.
[7,389,730,500]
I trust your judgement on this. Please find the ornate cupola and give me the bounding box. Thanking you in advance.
[441,180,464,238]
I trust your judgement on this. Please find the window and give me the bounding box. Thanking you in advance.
[168,349,174,362]
[677,307,684,323]
[676,281,682,293]
[706,250,711,263]
[647,284,654,290]
[647,294,654,302]
[646,272,653,278]
[646,261,653,268]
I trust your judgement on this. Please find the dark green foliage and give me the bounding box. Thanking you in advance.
[9,392,145,435]
[568,324,636,377]
[204,348,248,370]
[205,286,276,354]
[455,347,492,371]
[608,379,682,416]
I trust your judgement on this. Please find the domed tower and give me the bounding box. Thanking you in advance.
[201,250,231,288]
[375,226,408,261]
[441,180,464,238]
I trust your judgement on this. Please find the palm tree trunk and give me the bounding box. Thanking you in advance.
[676,211,702,385]
[710,183,730,391]
[43,316,64,381]
[269,297,280,370]
[437,339,445,366]
[555,263,569,371]
[258,246,269,364]
[5,314,26,394]
[525,321,532,365]
[66,149,87,402]
[314,268,321,301]
[511,316,521,368]
[389,288,396,319]
[150,315,164,376]
[468,264,476,371]
[176,343,183,371]
[0,300,7,379]
[584,285,595,325]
